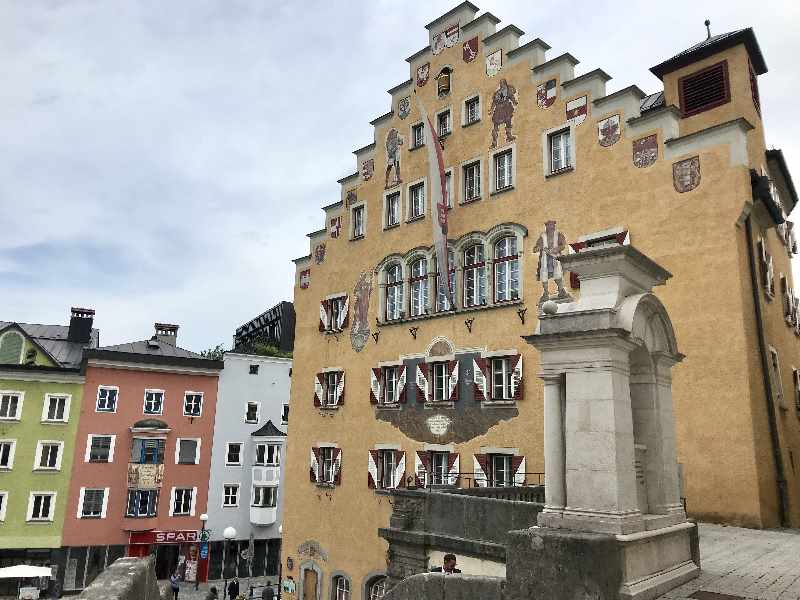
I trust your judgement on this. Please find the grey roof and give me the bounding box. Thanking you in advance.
[0,321,99,369]
[95,338,203,359]
[251,420,287,437]
[640,91,665,113]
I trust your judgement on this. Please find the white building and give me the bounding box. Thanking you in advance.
[206,352,291,580]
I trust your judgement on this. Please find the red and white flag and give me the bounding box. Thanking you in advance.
[414,92,454,307]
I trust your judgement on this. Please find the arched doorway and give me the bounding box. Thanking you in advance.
[299,561,322,600]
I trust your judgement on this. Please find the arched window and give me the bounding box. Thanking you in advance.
[410,258,428,317]
[368,577,387,600]
[332,575,351,600]
[463,244,486,307]
[435,251,456,312]
[0,331,24,365]
[386,263,403,321]
[494,236,519,302]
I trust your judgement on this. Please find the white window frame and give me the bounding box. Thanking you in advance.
[77,487,109,519]
[85,434,116,463]
[490,453,513,487]
[462,94,481,126]
[0,439,17,470]
[252,485,277,508]
[41,393,71,423]
[436,106,452,137]
[385,263,404,321]
[432,362,450,402]
[320,447,336,484]
[490,145,515,193]
[323,372,339,407]
[282,404,289,424]
[0,390,24,421]
[0,491,7,521]
[96,386,119,413]
[409,257,429,317]
[226,442,243,466]
[175,437,201,465]
[491,357,513,401]
[769,346,786,410]
[460,157,483,204]
[383,189,402,229]
[382,366,399,406]
[410,121,425,149]
[407,178,426,221]
[493,236,520,303]
[379,450,397,490]
[170,486,196,517]
[463,244,487,308]
[27,491,57,522]
[245,401,260,424]
[183,391,204,417]
[34,440,64,471]
[142,389,165,415]
[351,203,366,239]
[431,451,449,486]
[542,123,576,176]
[223,483,239,507]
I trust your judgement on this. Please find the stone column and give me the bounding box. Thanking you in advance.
[540,373,566,517]
[652,352,684,516]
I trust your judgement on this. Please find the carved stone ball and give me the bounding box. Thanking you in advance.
[542,300,558,315]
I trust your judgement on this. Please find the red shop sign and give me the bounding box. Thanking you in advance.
[130,530,199,545]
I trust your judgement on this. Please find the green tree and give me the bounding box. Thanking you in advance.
[199,344,226,361]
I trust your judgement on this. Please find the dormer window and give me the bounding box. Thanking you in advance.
[678,60,730,117]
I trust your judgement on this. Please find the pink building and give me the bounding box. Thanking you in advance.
[62,324,222,589]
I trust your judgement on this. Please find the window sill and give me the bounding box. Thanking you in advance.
[350,235,365,242]
[26,520,54,524]
[406,215,425,224]
[490,185,515,197]
[462,118,481,128]
[545,166,574,179]
[40,420,68,425]
[323,328,345,335]
[316,482,336,489]
[32,468,60,473]
[79,515,102,519]
[425,401,455,409]
[460,196,482,205]
[483,400,516,407]
[376,404,401,411]
[318,405,340,412]
[225,463,243,467]
[378,298,522,328]
[410,144,425,152]
[0,417,21,422]
[384,223,400,231]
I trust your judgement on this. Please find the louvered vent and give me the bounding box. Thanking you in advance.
[678,61,730,117]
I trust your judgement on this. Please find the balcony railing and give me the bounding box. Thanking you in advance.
[127,463,165,488]
[250,505,277,526]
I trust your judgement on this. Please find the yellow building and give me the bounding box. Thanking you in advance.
[282,3,799,598]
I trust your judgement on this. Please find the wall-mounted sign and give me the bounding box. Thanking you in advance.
[129,530,200,545]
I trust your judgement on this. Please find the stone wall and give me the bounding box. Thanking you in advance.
[382,572,505,600]
[76,556,167,600]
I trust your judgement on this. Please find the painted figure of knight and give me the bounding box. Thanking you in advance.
[489,78,517,149]
[385,128,403,189]
[533,220,572,305]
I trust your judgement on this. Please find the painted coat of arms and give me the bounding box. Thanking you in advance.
[463,36,478,62]
[314,243,326,264]
[486,49,502,77]
[632,135,658,168]
[350,271,373,352]
[565,96,588,125]
[597,115,621,147]
[536,79,557,108]
[416,63,430,87]
[397,96,411,120]
[672,156,701,193]
[432,23,459,55]
[329,216,341,238]
[361,158,374,181]
[299,269,311,289]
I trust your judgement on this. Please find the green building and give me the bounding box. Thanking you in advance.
[0,308,98,595]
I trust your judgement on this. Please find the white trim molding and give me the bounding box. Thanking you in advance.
[33,439,65,471]
[0,439,17,470]
[0,390,24,421]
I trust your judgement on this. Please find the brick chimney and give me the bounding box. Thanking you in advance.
[68,307,95,344]
[154,323,179,346]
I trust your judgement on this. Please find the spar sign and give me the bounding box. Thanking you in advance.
[130,530,200,545]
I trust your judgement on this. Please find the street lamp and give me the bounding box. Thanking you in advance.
[196,513,209,591]
[223,526,237,599]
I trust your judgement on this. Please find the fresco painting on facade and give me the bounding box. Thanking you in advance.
[432,22,459,55]
[533,220,572,306]
[299,269,311,289]
[313,243,326,265]
[673,156,702,193]
[565,95,588,125]
[361,158,374,181]
[384,128,404,189]
[397,97,411,120]
[632,134,658,168]
[489,78,517,149]
[462,36,478,63]
[536,78,557,108]
[416,63,430,87]
[485,49,502,77]
[597,114,621,147]
[349,271,372,352]
[345,189,357,207]
[329,216,341,238]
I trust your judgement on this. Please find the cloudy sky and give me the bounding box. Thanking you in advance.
[1,0,798,352]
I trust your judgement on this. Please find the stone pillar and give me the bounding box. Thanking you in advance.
[652,353,684,516]
[540,373,565,516]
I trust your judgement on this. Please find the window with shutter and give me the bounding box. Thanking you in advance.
[678,61,730,117]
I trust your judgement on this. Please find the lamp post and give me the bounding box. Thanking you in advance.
[196,513,209,590]
[223,526,237,599]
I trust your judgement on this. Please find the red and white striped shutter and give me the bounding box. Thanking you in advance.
[339,296,350,330]
[395,451,406,488]
[473,358,489,401]
[310,447,320,483]
[319,300,328,332]
[314,374,324,407]
[416,363,430,403]
[333,448,342,485]
[448,360,459,402]
[370,368,382,404]
[415,451,430,487]
[512,455,526,486]
[511,354,523,401]
[473,454,488,487]
[397,366,408,403]
[448,452,460,486]
[368,450,379,489]
[334,372,345,406]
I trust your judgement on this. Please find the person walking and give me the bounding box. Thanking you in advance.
[227,577,240,600]
[170,571,181,600]
[205,586,219,600]
[262,580,275,600]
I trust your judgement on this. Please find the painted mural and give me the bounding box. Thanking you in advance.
[436,67,452,98]
[462,36,478,62]
[350,271,373,352]
[673,156,701,192]
[533,220,572,305]
[633,134,658,168]
[489,79,517,149]
[416,63,430,87]
[432,23,459,55]
[384,128,404,189]
[299,269,311,289]
[597,115,621,147]
[329,216,341,238]
[397,97,411,120]
[566,96,588,125]
[486,49,502,77]
[361,159,374,181]
[314,243,326,265]
[536,79,557,108]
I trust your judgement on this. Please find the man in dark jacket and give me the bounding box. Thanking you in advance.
[262,581,275,600]
[227,577,240,600]
[430,553,461,574]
